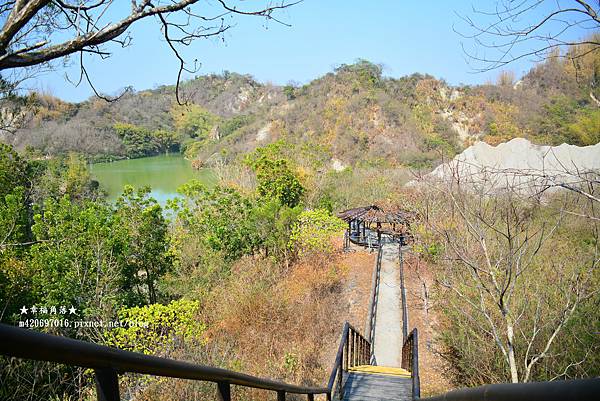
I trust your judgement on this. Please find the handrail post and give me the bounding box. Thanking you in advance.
[94,368,120,401]
[277,390,286,401]
[307,394,314,401]
[217,382,231,401]
[344,326,349,370]
[337,363,343,399]
[351,330,356,368]
[412,329,420,400]
[359,338,364,365]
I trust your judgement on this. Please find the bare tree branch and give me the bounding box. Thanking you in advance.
[0,0,299,101]
[458,0,600,72]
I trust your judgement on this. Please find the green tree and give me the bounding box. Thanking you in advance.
[218,114,253,138]
[115,186,172,305]
[152,129,180,153]
[172,104,218,139]
[175,181,258,262]
[0,144,29,249]
[250,198,301,262]
[569,109,600,145]
[114,122,162,158]
[28,197,121,318]
[283,84,296,100]
[250,156,305,208]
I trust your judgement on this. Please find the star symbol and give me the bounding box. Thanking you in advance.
[69,306,77,315]
[20,306,28,314]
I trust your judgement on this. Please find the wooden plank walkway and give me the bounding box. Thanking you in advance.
[342,366,412,401]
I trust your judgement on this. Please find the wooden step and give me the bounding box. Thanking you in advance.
[348,365,411,377]
[342,368,412,401]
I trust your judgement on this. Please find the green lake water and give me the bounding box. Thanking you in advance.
[90,154,214,206]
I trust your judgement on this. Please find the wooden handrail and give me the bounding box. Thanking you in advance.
[0,323,328,401]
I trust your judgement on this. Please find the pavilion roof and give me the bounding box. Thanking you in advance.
[337,205,414,225]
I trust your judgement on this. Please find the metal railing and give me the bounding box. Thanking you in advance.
[0,320,372,401]
[398,241,409,341]
[327,322,371,400]
[365,244,383,360]
[0,323,328,401]
[401,328,420,400]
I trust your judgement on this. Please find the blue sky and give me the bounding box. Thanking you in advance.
[30,0,592,102]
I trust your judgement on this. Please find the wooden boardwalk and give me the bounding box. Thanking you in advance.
[342,366,412,401]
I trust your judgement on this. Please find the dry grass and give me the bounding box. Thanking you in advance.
[135,240,375,400]
[403,253,452,396]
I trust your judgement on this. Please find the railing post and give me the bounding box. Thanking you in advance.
[412,329,420,399]
[277,390,286,401]
[353,331,357,367]
[360,337,365,365]
[307,393,314,401]
[352,330,357,366]
[216,382,231,401]
[344,327,349,371]
[337,365,343,400]
[350,330,355,368]
[94,368,120,401]
[358,337,363,366]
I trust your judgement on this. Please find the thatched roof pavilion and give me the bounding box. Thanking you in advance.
[337,205,414,248]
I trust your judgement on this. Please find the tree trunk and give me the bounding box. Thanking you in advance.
[506,318,519,383]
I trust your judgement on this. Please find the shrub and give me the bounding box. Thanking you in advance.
[289,209,345,257]
[106,299,205,355]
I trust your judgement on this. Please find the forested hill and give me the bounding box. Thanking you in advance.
[4,40,600,167]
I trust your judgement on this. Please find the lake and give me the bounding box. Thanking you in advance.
[90,154,215,206]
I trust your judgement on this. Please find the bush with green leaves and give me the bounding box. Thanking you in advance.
[218,114,253,138]
[172,104,219,139]
[0,144,30,249]
[250,156,305,208]
[569,108,600,146]
[173,181,259,262]
[106,299,205,355]
[114,122,179,157]
[289,209,345,257]
[28,196,121,319]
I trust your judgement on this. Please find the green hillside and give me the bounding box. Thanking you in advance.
[4,39,599,170]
